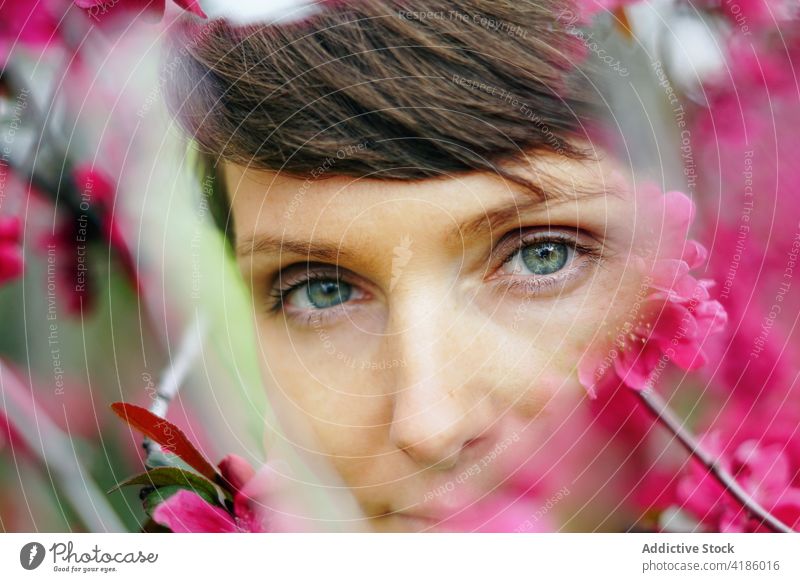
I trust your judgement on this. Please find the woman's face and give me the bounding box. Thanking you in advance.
[226,150,643,531]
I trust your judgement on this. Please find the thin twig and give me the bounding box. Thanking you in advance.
[143,316,207,463]
[637,387,793,533]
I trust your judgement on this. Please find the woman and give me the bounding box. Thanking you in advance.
[163,0,706,532]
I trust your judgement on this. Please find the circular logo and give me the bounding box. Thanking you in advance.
[20,542,46,570]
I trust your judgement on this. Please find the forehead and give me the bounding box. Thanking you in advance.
[225,152,629,251]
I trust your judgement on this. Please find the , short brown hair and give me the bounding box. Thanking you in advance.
[166,0,599,232]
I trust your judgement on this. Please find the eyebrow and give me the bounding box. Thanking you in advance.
[236,235,352,261]
[457,195,549,240]
[236,185,614,259]
[456,184,612,239]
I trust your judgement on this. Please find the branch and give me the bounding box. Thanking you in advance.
[637,387,793,533]
[143,316,207,464]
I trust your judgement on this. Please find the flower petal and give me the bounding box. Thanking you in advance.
[614,341,662,390]
[682,240,708,269]
[174,0,207,17]
[219,454,256,494]
[152,490,237,533]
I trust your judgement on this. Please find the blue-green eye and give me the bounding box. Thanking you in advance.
[270,266,368,315]
[520,242,569,275]
[499,240,574,278]
[272,275,363,313]
[305,279,352,309]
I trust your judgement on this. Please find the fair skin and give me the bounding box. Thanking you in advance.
[226,149,644,532]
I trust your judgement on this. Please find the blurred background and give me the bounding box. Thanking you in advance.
[1,0,799,532]
[0,3,269,532]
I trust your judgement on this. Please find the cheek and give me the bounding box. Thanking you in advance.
[254,323,399,513]
[255,319,391,451]
[483,275,643,415]
[478,331,583,421]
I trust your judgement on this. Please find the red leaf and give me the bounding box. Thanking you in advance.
[111,402,219,482]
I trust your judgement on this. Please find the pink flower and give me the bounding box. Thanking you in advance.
[73,0,206,24]
[218,454,256,493]
[695,399,800,497]
[0,216,23,286]
[675,434,800,532]
[0,0,67,64]
[579,188,727,396]
[690,34,800,403]
[152,454,268,533]
[152,489,262,533]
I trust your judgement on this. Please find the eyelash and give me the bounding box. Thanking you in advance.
[267,271,348,315]
[266,230,603,316]
[490,230,603,294]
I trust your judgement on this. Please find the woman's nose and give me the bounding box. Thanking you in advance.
[385,292,492,470]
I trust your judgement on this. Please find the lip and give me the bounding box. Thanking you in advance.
[392,496,484,531]
[392,485,525,532]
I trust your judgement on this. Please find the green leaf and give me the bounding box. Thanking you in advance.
[109,466,220,503]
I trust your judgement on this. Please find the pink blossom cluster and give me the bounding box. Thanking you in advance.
[661,0,800,533]
[579,187,727,398]
[152,454,268,533]
[0,0,142,313]
[675,433,800,532]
